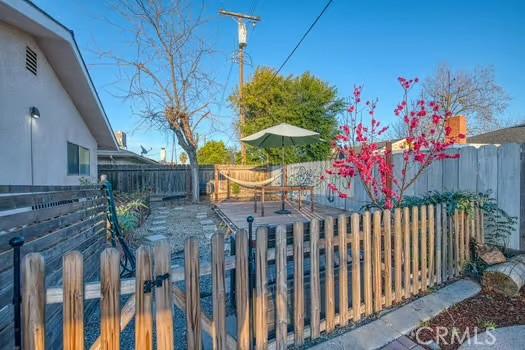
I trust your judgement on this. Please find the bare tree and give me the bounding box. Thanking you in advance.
[103,0,216,202]
[422,64,510,135]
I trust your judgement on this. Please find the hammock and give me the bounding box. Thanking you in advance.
[219,172,282,189]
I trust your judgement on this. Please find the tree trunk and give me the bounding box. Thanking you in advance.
[188,151,199,203]
[482,254,525,296]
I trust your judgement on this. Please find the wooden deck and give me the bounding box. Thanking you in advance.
[214,200,347,231]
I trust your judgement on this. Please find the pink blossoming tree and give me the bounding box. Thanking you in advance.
[323,77,465,209]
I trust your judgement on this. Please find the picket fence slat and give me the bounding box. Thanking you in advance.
[293,222,304,346]
[100,248,121,350]
[310,218,321,339]
[338,214,349,326]
[23,253,45,350]
[325,216,335,332]
[256,227,268,349]
[63,251,84,350]
[384,209,392,307]
[421,206,428,291]
[411,206,419,294]
[236,229,250,349]
[185,238,201,349]
[351,213,361,322]
[372,211,382,313]
[403,207,411,299]
[363,212,372,316]
[135,247,153,350]
[394,209,403,302]
[212,233,226,350]
[154,241,174,350]
[428,205,435,288]
[275,225,288,350]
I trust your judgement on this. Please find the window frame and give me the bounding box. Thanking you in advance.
[67,142,90,176]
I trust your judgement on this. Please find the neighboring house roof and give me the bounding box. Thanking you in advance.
[98,149,159,165]
[468,124,525,144]
[0,0,117,150]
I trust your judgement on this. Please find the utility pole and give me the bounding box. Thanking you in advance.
[219,9,260,164]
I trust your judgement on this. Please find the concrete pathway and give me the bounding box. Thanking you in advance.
[458,325,525,350]
[309,279,481,350]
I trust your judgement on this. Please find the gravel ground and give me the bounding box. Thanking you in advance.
[413,288,525,349]
[84,199,233,350]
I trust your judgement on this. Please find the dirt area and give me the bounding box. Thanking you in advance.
[412,288,525,349]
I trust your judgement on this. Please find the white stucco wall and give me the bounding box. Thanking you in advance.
[0,21,98,185]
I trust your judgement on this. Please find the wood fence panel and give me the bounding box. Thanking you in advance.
[275,225,288,350]
[372,211,382,313]
[135,246,153,350]
[338,214,349,325]
[459,210,465,268]
[394,209,403,302]
[154,242,174,350]
[442,204,449,281]
[310,219,321,339]
[383,210,392,308]
[185,238,201,350]
[325,217,335,331]
[63,252,84,350]
[255,227,268,350]
[420,206,428,291]
[363,212,373,316]
[293,223,304,346]
[497,144,521,248]
[22,253,45,350]
[100,248,121,350]
[212,233,226,350]
[351,213,361,322]
[403,207,411,299]
[235,230,249,349]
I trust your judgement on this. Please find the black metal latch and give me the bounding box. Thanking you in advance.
[143,273,170,293]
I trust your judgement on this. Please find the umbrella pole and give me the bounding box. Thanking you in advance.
[281,141,285,211]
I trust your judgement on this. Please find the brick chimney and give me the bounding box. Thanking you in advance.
[160,147,167,163]
[115,131,127,149]
[445,115,467,144]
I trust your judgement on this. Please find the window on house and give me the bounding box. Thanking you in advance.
[67,142,90,175]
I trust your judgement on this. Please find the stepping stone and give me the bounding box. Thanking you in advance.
[145,234,167,243]
[200,219,214,225]
[148,225,167,233]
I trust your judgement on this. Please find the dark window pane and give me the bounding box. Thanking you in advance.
[67,142,79,175]
[79,146,90,175]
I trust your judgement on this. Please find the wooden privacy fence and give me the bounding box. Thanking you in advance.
[0,185,107,349]
[21,204,482,349]
[98,165,215,196]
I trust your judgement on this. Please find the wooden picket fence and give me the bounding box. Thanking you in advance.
[21,203,483,349]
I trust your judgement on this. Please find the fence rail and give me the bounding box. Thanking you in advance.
[19,203,481,349]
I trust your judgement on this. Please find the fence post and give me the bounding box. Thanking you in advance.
[275,225,288,350]
[247,216,255,349]
[212,233,226,350]
[255,226,268,349]
[9,236,24,350]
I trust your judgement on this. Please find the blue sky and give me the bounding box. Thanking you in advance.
[35,0,525,161]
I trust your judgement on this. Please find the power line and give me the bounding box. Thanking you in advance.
[274,0,334,76]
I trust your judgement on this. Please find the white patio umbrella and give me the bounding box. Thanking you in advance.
[241,123,320,214]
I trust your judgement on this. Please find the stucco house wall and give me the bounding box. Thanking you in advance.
[0,21,98,185]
